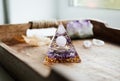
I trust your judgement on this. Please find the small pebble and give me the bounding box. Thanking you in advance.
[57,24,66,34]
[83,40,92,48]
[92,39,105,46]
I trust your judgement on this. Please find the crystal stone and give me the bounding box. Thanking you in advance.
[44,24,81,64]
[67,20,93,39]
[56,36,67,47]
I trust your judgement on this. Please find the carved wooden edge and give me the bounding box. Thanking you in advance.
[0,42,44,81]
[90,20,120,45]
[0,42,50,77]
[0,42,69,81]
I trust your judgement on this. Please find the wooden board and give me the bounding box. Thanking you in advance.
[52,40,120,81]
[0,21,120,81]
[0,23,31,42]
[0,39,120,81]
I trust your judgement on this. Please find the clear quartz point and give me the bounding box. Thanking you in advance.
[44,24,81,64]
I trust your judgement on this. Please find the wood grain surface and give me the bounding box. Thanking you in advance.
[52,40,120,81]
[0,39,120,81]
[0,23,31,44]
[0,20,120,81]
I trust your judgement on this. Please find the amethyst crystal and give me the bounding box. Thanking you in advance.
[67,19,93,39]
[44,24,81,63]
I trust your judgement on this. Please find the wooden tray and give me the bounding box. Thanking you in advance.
[0,21,120,81]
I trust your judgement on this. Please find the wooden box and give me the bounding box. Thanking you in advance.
[0,20,120,81]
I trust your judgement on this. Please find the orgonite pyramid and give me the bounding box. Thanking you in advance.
[44,24,81,64]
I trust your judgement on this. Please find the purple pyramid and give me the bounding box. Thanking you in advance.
[44,24,81,64]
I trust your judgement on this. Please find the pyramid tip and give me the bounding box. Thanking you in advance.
[57,24,66,34]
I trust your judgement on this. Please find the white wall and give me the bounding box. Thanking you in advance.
[5,0,120,28]
[58,0,120,28]
[8,0,57,24]
[0,0,4,24]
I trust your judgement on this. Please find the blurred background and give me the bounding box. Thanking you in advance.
[0,0,120,28]
[0,0,120,81]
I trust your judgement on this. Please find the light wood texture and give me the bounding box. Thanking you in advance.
[52,40,120,81]
[0,23,31,44]
[0,20,120,81]
[0,42,51,77]
[0,40,120,81]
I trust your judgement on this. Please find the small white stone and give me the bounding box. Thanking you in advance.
[83,40,92,48]
[70,53,75,56]
[92,39,105,46]
[56,36,67,47]
[57,24,66,34]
